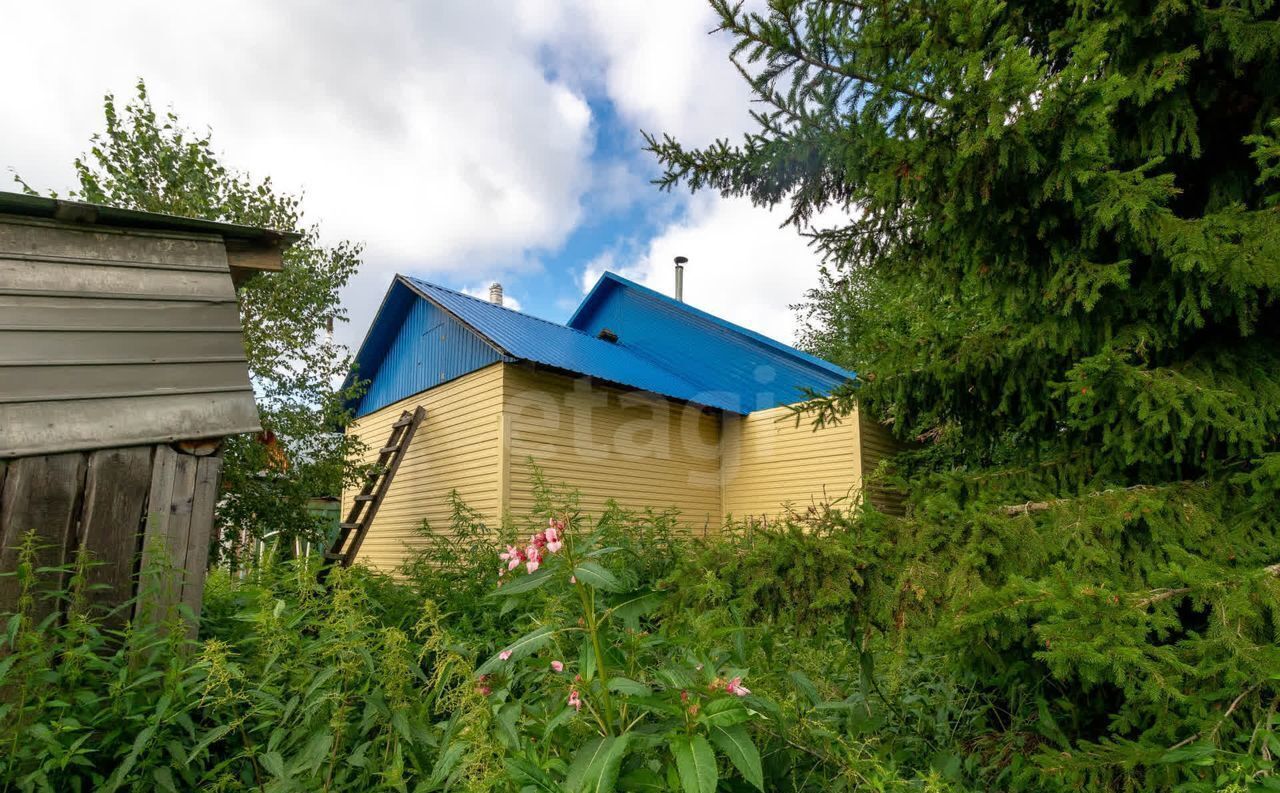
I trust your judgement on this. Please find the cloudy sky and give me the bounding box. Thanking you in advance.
[3,1,835,351]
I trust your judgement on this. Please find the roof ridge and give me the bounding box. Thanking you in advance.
[404,275,599,338]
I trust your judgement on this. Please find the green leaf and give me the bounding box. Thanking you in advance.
[578,637,597,683]
[670,734,716,793]
[573,562,624,592]
[478,624,561,674]
[430,740,470,787]
[103,724,155,792]
[260,750,287,779]
[492,568,554,597]
[579,733,630,793]
[708,724,764,791]
[152,767,178,793]
[617,767,665,792]
[566,736,633,793]
[294,729,333,775]
[788,671,820,706]
[699,696,749,727]
[607,677,651,697]
[505,755,561,792]
[606,591,665,622]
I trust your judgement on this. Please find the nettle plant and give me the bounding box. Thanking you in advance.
[473,514,769,793]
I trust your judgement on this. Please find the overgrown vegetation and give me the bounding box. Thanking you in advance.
[645,1,1280,789]
[8,468,1275,791]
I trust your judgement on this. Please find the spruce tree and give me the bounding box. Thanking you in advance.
[649,1,1280,789]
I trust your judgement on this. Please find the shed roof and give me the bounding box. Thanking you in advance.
[0,191,299,247]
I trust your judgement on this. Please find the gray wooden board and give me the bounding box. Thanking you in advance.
[136,445,177,628]
[182,454,222,638]
[2,361,251,403]
[0,295,237,328]
[0,217,228,268]
[2,329,247,364]
[0,453,87,619]
[1,393,260,459]
[79,446,154,628]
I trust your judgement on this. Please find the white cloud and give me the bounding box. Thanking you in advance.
[581,195,849,344]
[517,0,755,147]
[1,1,835,354]
[1,0,595,348]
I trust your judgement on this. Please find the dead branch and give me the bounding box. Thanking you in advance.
[999,483,1194,516]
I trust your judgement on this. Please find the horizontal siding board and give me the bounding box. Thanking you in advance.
[0,361,251,402]
[0,259,234,299]
[0,295,241,328]
[0,392,260,458]
[0,216,227,267]
[2,330,248,364]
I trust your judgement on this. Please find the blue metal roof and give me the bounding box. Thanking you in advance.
[568,272,853,412]
[347,273,853,418]
[404,277,740,412]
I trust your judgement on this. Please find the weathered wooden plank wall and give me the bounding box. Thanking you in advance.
[0,443,221,634]
[0,215,261,458]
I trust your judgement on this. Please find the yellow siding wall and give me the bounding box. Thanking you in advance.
[857,407,907,514]
[502,366,723,532]
[721,403,861,521]
[341,364,504,571]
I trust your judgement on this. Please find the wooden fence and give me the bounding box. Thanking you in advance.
[0,444,221,635]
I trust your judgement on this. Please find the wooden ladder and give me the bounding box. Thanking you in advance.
[318,406,425,584]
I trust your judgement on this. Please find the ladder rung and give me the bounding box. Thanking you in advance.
[392,415,414,428]
[379,445,400,454]
[324,552,346,561]
[339,522,360,530]
[354,494,376,502]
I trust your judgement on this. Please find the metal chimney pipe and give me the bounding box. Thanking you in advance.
[674,256,687,302]
[488,282,504,306]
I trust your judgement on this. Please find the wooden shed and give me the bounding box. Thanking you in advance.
[0,191,297,629]
[335,273,901,573]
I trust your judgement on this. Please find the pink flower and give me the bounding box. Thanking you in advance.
[551,660,564,673]
[525,547,541,573]
[475,674,491,696]
[477,685,491,696]
[568,689,581,711]
[726,677,751,697]
[570,575,577,585]
[499,650,512,661]
[500,545,523,571]
[544,525,563,553]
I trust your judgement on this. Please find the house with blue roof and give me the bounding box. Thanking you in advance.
[341,271,898,570]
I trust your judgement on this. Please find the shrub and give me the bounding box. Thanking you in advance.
[0,536,490,793]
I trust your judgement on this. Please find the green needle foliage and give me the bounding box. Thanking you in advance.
[648,1,1280,789]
